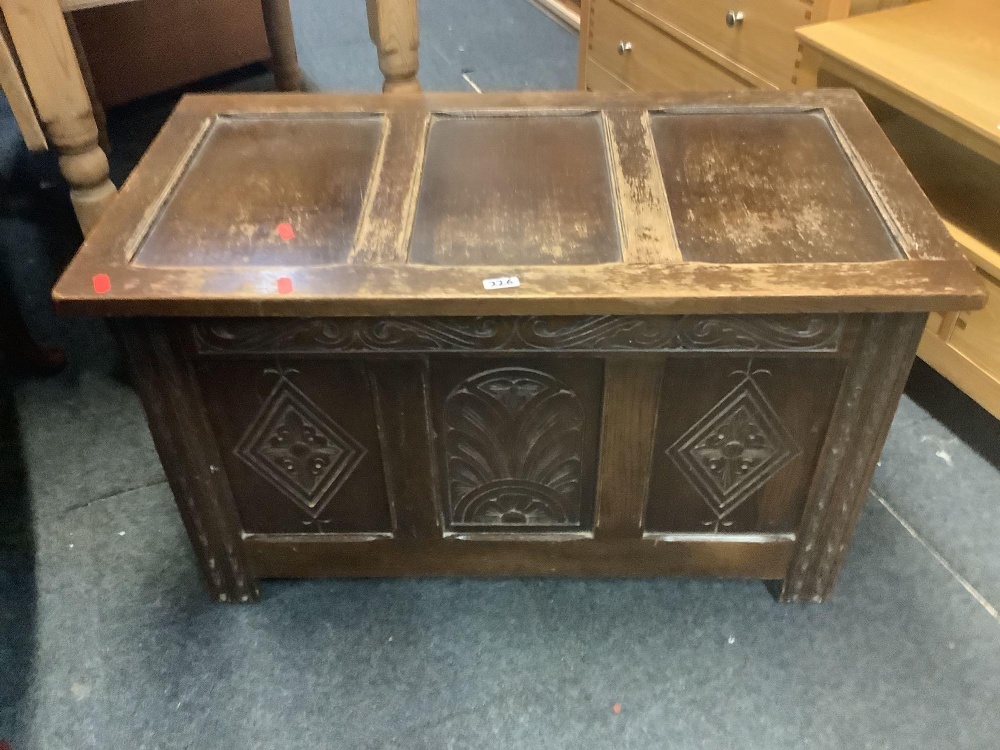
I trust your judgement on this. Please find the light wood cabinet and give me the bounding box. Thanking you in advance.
[586,0,750,92]
[578,0,911,93]
[798,0,1000,419]
[882,114,1000,419]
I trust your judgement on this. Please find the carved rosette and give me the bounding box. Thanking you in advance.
[667,365,800,532]
[233,375,366,521]
[442,368,585,529]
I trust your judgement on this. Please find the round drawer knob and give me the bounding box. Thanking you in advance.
[726,10,745,27]
[617,40,633,55]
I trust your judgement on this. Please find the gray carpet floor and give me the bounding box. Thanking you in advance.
[2,1,999,748]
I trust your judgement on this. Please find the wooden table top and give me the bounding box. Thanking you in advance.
[797,0,1000,165]
[53,90,983,317]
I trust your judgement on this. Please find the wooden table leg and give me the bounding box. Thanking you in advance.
[366,0,420,93]
[64,12,109,153]
[0,0,116,236]
[260,0,303,91]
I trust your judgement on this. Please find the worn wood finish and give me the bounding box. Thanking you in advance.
[410,114,622,266]
[649,111,901,264]
[118,319,258,602]
[781,313,925,601]
[244,535,796,579]
[53,90,983,317]
[54,92,982,602]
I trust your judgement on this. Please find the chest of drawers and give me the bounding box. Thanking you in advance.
[578,0,910,93]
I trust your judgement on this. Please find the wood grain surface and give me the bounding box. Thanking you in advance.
[52,90,983,317]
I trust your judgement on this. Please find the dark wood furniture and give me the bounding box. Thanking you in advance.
[52,91,983,603]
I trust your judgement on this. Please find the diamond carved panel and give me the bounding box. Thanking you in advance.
[234,376,367,518]
[667,375,799,531]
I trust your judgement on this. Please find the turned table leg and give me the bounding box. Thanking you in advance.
[366,0,420,93]
[0,0,116,236]
[260,0,303,91]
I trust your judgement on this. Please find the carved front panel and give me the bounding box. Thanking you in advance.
[646,358,845,534]
[195,359,392,534]
[232,376,367,518]
[430,359,603,532]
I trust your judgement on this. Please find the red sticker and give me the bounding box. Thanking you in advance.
[276,222,296,241]
[277,277,293,295]
[92,273,111,294]
[613,703,622,714]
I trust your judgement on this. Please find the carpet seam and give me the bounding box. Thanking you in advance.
[870,488,1000,626]
[56,478,169,517]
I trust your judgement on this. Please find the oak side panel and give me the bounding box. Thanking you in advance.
[594,357,663,539]
[118,319,257,602]
[781,313,926,602]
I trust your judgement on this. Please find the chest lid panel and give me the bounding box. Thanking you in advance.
[53,90,983,317]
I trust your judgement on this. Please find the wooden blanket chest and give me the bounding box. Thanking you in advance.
[53,90,983,602]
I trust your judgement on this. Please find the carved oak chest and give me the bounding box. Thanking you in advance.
[53,90,983,602]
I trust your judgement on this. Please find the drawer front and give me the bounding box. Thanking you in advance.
[617,0,809,87]
[590,0,750,92]
[584,57,634,92]
[949,269,1000,377]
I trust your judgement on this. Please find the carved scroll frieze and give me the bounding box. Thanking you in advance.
[192,314,844,354]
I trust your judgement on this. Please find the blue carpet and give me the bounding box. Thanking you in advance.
[1,1,998,748]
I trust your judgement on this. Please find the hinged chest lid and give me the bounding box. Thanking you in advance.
[54,90,983,317]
